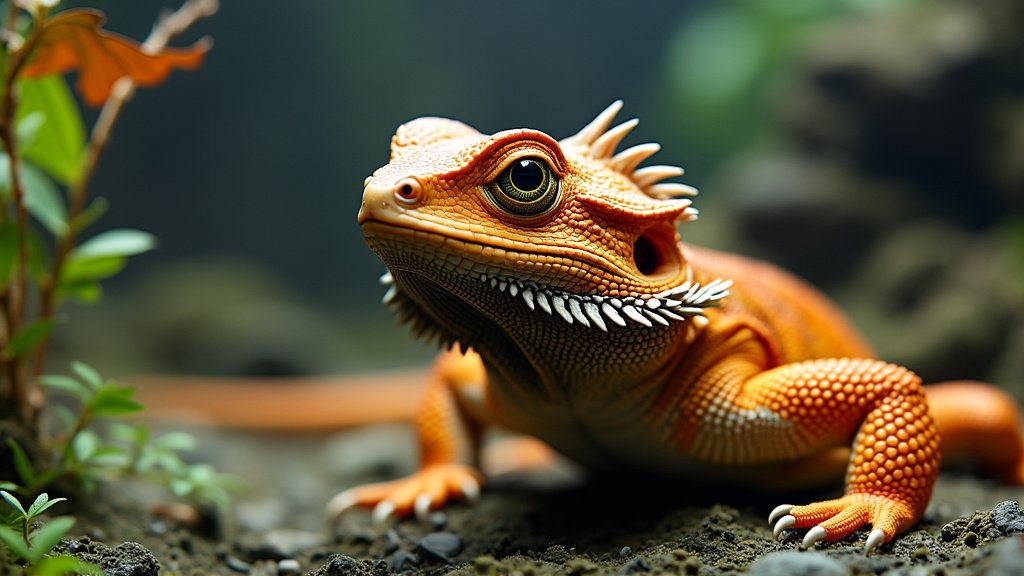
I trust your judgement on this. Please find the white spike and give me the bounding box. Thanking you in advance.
[382,285,398,305]
[562,100,623,149]
[522,289,535,310]
[608,143,660,174]
[644,309,670,326]
[632,165,684,189]
[508,283,519,297]
[645,298,661,309]
[621,305,652,327]
[864,529,886,555]
[601,302,627,327]
[536,291,552,314]
[589,118,638,159]
[658,309,686,321]
[379,272,394,285]
[489,278,498,289]
[584,302,607,332]
[567,298,590,327]
[648,182,699,198]
[802,526,827,549]
[551,295,573,324]
[498,280,508,292]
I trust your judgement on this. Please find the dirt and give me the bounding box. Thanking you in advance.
[25,444,1024,576]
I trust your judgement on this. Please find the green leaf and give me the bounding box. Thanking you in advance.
[74,229,156,259]
[0,524,30,560]
[0,490,27,518]
[154,431,196,452]
[72,430,99,462]
[26,494,65,519]
[16,76,86,185]
[0,482,16,492]
[109,423,148,445]
[31,555,105,576]
[4,318,55,358]
[61,254,125,283]
[22,162,68,235]
[27,516,75,562]
[16,111,44,147]
[70,361,102,390]
[59,279,103,304]
[89,385,142,416]
[40,374,91,403]
[5,439,36,488]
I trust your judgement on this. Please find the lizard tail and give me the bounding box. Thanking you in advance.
[129,369,426,432]
[925,380,1024,484]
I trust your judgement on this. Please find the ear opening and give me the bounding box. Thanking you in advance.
[632,224,682,279]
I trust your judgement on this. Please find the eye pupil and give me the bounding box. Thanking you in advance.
[509,159,544,192]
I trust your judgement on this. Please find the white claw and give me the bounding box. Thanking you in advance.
[773,515,796,540]
[325,490,358,526]
[371,500,396,526]
[768,504,793,525]
[864,529,886,555]
[460,478,481,503]
[414,493,432,522]
[801,526,827,549]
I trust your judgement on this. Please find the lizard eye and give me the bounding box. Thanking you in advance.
[487,157,560,217]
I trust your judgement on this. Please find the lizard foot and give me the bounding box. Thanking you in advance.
[768,494,917,555]
[326,464,482,527]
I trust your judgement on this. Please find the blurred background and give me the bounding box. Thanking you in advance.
[53,0,1023,394]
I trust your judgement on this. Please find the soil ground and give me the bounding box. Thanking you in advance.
[33,423,1024,576]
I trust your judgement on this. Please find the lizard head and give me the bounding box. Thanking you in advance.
[359,101,729,347]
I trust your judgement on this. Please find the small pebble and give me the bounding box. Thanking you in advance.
[416,531,463,563]
[620,557,650,574]
[224,555,251,574]
[389,549,420,571]
[428,511,448,530]
[384,529,402,554]
[149,520,167,536]
[964,531,978,548]
[619,546,632,557]
[993,500,1024,535]
[277,558,301,575]
[913,546,929,560]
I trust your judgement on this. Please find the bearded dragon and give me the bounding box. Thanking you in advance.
[328,101,1024,554]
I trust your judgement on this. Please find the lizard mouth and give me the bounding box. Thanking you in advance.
[379,271,731,332]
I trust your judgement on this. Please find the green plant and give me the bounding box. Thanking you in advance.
[0,490,101,575]
[6,362,244,512]
[0,0,212,433]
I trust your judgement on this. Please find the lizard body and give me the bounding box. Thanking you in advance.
[336,102,1024,553]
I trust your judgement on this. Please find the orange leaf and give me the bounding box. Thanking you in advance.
[21,9,209,107]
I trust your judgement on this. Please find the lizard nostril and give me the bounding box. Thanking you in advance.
[393,178,423,206]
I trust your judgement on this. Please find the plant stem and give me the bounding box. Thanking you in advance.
[32,0,218,376]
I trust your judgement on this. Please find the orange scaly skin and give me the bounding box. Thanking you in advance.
[332,101,1024,553]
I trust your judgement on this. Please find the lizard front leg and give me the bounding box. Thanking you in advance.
[677,356,938,553]
[327,348,486,525]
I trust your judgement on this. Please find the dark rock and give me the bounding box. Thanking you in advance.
[619,546,632,557]
[993,501,1024,536]
[388,549,420,571]
[102,542,161,576]
[383,529,402,554]
[749,550,846,576]
[415,531,463,563]
[314,554,387,576]
[428,511,448,530]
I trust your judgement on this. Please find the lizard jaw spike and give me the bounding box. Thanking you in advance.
[475,274,731,331]
[590,118,639,159]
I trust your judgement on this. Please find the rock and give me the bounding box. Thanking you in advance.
[993,501,1024,536]
[748,550,846,576]
[224,555,251,574]
[313,554,388,576]
[415,531,463,563]
[277,558,301,576]
[428,511,448,530]
[620,557,651,574]
[388,549,420,571]
[989,536,1024,576]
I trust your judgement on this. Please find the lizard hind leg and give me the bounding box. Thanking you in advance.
[926,381,1024,484]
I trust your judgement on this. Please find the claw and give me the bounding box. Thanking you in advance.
[460,478,481,503]
[372,500,396,526]
[801,526,827,549]
[864,528,886,555]
[773,515,796,540]
[414,493,432,522]
[768,504,793,525]
[325,489,357,526]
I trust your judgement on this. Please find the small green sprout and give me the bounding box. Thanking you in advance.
[0,491,101,574]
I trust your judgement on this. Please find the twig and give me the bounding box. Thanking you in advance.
[32,0,218,376]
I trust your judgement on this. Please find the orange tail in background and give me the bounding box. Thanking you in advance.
[131,370,425,432]
[926,381,1024,484]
